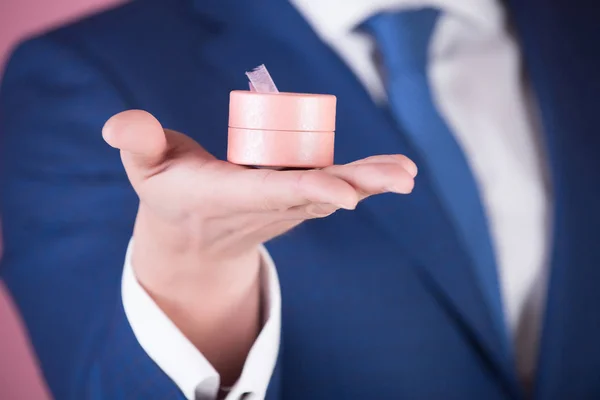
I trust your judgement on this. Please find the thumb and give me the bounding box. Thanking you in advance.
[102,110,168,170]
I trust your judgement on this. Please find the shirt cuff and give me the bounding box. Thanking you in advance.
[121,239,281,400]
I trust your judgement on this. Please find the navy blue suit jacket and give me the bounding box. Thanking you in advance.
[2,0,600,398]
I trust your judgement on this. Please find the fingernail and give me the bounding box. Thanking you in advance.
[386,184,413,194]
[334,202,356,210]
[406,163,418,178]
[306,204,339,217]
[101,128,112,144]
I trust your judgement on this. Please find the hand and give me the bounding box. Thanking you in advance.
[102,109,417,383]
[103,110,416,263]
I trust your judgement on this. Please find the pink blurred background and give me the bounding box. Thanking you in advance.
[0,1,123,398]
[0,0,123,71]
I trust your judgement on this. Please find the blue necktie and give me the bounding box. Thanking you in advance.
[363,9,508,347]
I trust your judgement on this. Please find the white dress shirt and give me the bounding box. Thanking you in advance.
[122,0,551,398]
[122,242,281,400]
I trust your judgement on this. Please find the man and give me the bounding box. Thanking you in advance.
[1,0,599,399]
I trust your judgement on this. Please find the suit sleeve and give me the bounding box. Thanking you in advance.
[0,35,185,400]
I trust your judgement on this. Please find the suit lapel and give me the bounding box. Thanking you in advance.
[191,0,517,394]
[507,1,600,398]
[323,63,520,397]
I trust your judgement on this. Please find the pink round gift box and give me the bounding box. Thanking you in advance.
[228,90,337,168]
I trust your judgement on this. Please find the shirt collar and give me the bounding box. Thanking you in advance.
[290,0,506,40]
